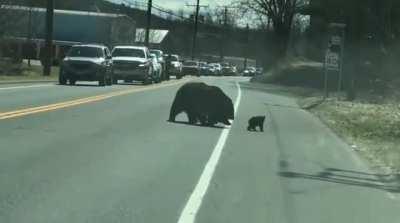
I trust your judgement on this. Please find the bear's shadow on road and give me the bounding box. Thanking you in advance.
[278,167,400,193]
[168,120,227,129]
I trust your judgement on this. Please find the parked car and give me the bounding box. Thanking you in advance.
[149,49,166,80]
[59,44,113,86]
[242,66,257,76]
[209,63,222,76]
[221,63,238,76]
[182,60,200,77]
[199,62,208,76]
[111,46,154,84]
[164,54,183,79]
[150,54,162,83]
[205,64,217,76]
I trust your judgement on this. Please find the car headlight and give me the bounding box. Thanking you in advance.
[139,62,149,68]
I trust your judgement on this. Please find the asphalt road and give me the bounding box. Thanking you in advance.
[0,77,399,223]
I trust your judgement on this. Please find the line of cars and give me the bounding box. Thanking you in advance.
[59,43,263,87]
[241,67,263,76]
[179,60,239,77]
[59,44,172,86]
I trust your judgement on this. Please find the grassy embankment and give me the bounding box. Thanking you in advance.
[253,57,400,175]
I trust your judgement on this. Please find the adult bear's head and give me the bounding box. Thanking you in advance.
[221,95,234,125]
[210,86,234,125]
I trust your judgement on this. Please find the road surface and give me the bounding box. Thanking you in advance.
[0,77,399,223]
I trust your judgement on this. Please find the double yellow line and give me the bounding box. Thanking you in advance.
[0,80,188,120]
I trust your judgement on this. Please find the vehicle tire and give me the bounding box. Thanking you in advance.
[144,67,153,85]
[176,74,182,79]
[69,78,76,85]
[106,75,112,86]
[99,75,106,86]
[143,78,152,85]
[155,76,161,83]
[112,77,118,84]
[59,70,67,85]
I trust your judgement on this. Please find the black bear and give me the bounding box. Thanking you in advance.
[169,82,234,126]
[247,116,266,132]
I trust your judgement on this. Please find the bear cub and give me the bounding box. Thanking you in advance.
[247,116,266,132]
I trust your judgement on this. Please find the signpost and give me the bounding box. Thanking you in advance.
[324,23,346,98]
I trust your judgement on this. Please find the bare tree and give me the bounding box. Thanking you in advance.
[238,0,307,59]
[0,2,27,59]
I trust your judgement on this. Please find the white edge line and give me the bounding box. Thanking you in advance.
[177,82,242,223]
[0,84,54,91]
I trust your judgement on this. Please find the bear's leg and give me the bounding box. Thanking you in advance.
[259,124,264,132]
[206,115,217,126]
[169,101,181,122]
[187,112,197,125]
[247,122,255,131]
[222,118,231,125]
[199,115,208,126]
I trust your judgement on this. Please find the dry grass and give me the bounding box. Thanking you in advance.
[0,60,58,81]
[251,57,324,88]
[312,100,400,174]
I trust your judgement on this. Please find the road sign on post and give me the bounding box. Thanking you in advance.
[324,23,346,98]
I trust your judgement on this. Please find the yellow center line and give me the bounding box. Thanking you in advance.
[0,79,190,120]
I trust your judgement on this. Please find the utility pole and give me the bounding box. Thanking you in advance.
[217,5,237,61]
[186,1,208,60]
[27,0,33,67]
[145,0,152,47]
[222,7,229,61]
[43,0,54,76]
[244,23,249,70]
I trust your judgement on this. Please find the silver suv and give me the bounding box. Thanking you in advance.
[59,44,113,86]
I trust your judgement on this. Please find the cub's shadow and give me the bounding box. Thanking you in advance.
[247,129,264,133]
[167,120,227,129]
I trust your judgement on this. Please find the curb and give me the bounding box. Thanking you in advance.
[0,80,57,85]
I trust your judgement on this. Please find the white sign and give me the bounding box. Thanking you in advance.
[325,51,340,71]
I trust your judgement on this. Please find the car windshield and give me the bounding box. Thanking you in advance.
[170,56,179,61]
[112,48,145,58]
[150,50,161,58]
[67,46,103,58]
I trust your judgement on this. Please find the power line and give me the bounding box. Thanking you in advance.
[145,0,152,46]
[186,1,209,59]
